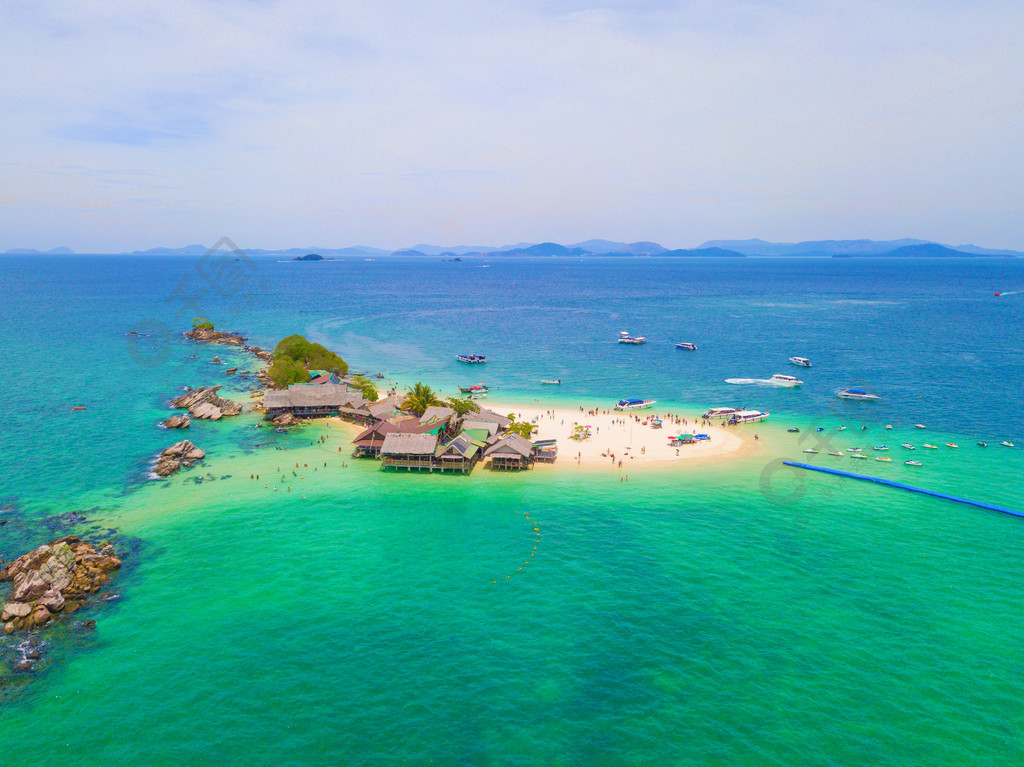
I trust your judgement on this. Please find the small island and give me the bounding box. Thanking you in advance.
[292,253,325,261]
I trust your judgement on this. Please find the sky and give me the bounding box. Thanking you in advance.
[2,0,1023,252]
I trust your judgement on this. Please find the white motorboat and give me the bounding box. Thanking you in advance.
[837,388,880,400]
[675,342,698,350]
[618,332,646,345]
[614,398,656,411]
[768,374,803,387]
[728,410,769,424]
[701,407,739,420]
[789,357,812,367]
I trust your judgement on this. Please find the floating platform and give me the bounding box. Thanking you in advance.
[783,461,1024,519]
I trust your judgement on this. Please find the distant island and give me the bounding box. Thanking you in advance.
[4,237,1021,259]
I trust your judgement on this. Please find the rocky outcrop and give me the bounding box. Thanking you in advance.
[162,415,191,429]
[225,367,237,375]
[171,385,242,420]
[184,327,245,345]
[154,440,205,477]
[1,537,121,637]
[272,413,297,427]
[246,346,273,363]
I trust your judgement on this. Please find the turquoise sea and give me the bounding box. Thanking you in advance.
[2,253,1023,764]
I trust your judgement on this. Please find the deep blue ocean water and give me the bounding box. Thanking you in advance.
[1,254,1023,765]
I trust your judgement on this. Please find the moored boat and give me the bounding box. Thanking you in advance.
[803,448,819,454]
[901,443,915,449]
[946,443,958,448]
[876,456,892,462]
[828,451,843,457]
[458,383,488,393]
[456,354,487,363]
[702,407,739,420]
[1001,441,1015,447]
[728,410,769,424]
[614,398,656,411]
[915,424,927,429]
[675,342,698,350]
[922,443,938,449]
[873,445,889,451]
[905,460,923,466]
[849,453,867,459]
[541,379,561,385]
[618,331,646,344]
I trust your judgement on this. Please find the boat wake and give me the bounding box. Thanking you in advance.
[726,378,787,386]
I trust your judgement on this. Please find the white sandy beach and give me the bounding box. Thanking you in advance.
[487,399,762,469]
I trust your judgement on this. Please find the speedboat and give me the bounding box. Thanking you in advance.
[541,379,561,385]
[456,354,487,363]
[838,388,880,400]
[850,453,867,459]
[803,448,819,454]
[945,443,958,448]
[459,383,488,393]
[905,460,923,466]
[915,424,927,429]
[1001,441,1015,447]
[876,456,892,462]
[702,407,739,420]
[838,426,847,431]
[768,374,803,387]
[828,451,843,457]
[728,410,769,424]
[787,428,800,433]
[675,342,698,350]
[467,392,487,400]
[789,357,812,367]
[922,444,938,449]
[977,442,987,447]
[873,446,889,451]
[614,398,656,411]
[885,424,893,430]
[618,332,647,345]
[901,443,915,450]
[847,447,863,452]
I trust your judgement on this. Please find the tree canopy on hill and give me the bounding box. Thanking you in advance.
[268,334,348,388]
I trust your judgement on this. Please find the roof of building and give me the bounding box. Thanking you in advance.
[436,433,480,460]
[420,406,455,425]
[380,432,438,456]
[265,383,362,410]
[366,394,404,420]
[460,420,498,436]
[484,433,534,458]
[464,408,512,429]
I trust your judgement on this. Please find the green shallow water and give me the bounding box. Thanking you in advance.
[3,255,1024,764]
[4,429,1024,765]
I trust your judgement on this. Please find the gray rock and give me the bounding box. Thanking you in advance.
[163,415,191,429]
[2,602,31,620]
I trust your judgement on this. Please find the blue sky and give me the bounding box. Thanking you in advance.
[2,0,1023,251]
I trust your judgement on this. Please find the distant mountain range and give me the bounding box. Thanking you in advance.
[4,238,1021,258]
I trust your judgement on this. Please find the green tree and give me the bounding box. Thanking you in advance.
[352,377,379,402]
[445,397,481,417]
[401,382,441,416]
[268,357,309,388]
[272,334,348,376]
[506,421,536,439]
[192,318,215,330]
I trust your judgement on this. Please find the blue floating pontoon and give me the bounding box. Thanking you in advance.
[783,461,1024,519]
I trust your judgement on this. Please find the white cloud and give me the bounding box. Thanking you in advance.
[1,0,1023,250]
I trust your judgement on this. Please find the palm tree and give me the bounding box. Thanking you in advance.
[445,397,481,417]
[401,382,441,416]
